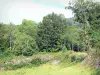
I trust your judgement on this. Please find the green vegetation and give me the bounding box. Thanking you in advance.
[0,51,87,70]
[67,0,100,53]
[0,0,100,74]
[69,52,87,62]
[4,58,47,70]
[0,64,92,75]
[0,52,92,75]
[92,69,100,75]
[36,13,67,52]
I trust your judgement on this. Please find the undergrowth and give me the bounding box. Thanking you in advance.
[0,51,88,71]
[4,58,48,70]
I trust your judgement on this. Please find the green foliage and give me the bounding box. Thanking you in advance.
[4,57,47,70]
[37,13,67,52]
[30,58,47,66]
[61,25,83,51]
[67,0,100,50]
[13,32,37,56]
[62,45,67,53]
[92,30,100,55]
[69,52,87,62]
[95,42,100,50]
[0,52,13,65]
[0,23,11,52]
[92,69,100,75]
[5,63,26,70]
[12,19,38,56]
[67,0,100,27]
[94,42,100,56]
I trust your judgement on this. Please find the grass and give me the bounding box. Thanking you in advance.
[0,64,92,75]
[0,51,93,75]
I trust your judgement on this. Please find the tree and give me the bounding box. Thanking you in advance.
[12,19,38,56]
[0,23,6,53]
[61,25,82,51]
[37,13,67,52]
[12,31,37,56]
[0,23,14,53]
[8,23,15,51]
[66,0,100,51]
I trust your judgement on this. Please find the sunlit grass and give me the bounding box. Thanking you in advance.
[0,51,93,75]
[0,63,92,75]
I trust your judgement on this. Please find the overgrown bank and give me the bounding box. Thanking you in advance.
[0,51,93,75]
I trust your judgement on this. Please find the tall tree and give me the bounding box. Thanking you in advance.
[0,23,14,53]
[8,23,15,51]
[67,0,100,51]
[37,13,67,52]
[0,23,6,52]
[61,25,81,51]
[12,19,38,56]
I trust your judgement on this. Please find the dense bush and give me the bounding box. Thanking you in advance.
[23,49,35,56]
[30,58,46,66]
[0,49,13,61]
[69,52,87,62]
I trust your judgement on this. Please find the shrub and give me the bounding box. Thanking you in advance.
[69,52,87,62]
[95,42,100,56]
[3,56,49,70]
[4,63,28,70]
[23,49,34,56]
[0,53,5,58]
[30,58,46,66]
[62,46,67,53]
[70,54,76,62]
